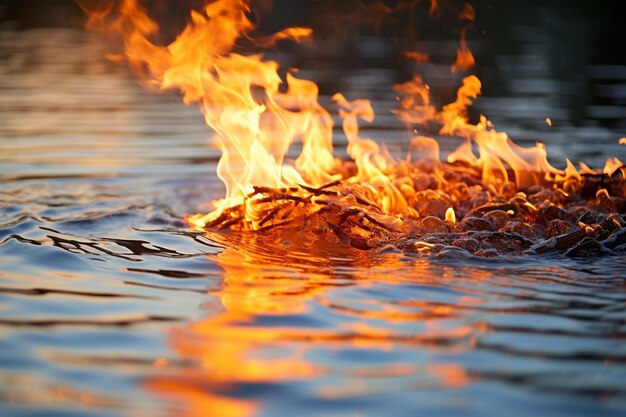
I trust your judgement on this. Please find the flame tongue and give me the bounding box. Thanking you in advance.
[167,2,326,214]
[85,0,331,222]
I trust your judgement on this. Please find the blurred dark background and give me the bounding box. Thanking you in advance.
[2,0,625,141]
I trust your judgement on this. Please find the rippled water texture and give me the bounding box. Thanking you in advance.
[1,29,626,417]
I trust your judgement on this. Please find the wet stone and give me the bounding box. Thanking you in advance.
[419,216,449,233]
[500,221,537,239]
[452,237,480,253]
[474,248,499,258]
[602,227,626,249]
[547,219,573,238]
[565,237,615,257]
[483,210,511,229]
[457,216,495,232]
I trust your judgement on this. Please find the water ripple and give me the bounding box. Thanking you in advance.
[0,27,625,417]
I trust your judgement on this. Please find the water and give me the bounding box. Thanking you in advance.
[1,26,626,417]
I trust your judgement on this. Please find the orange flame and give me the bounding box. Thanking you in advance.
[604,157,624,176]
[82,0,338,227]
[451,28,475,72]
[393,74,563,189]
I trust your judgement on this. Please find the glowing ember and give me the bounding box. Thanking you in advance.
[81,0,626,257]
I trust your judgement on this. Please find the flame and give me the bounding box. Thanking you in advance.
[392,76,437,125]
[428,75,561,189]
[451,2,475,73]
[334,93,408,214]
[82,0,336,226]
[392,74,562,189]
[82,0,623,236]
[451,28,475,72]
[604,157,624,176]
[445,207,456,224]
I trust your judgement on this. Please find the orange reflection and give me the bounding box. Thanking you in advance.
[145,229,479,416]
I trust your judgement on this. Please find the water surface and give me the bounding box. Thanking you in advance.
[1,28,625,417]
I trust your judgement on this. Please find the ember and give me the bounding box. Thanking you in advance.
[198,161,626,257]
[82,0,626,257]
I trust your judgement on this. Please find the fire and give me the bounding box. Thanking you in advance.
[82,0,331,215]
[445,207,456,224]
[82,0,625,257]
[451,28,475,72]
[452,3,475,72]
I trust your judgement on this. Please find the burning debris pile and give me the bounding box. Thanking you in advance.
[199,160,626,258]
[83,0,626,257]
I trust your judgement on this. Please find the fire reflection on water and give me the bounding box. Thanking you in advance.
[146,229,482,416]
